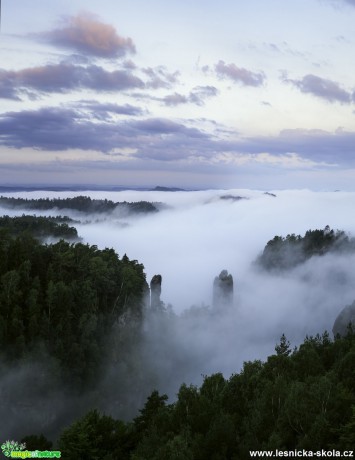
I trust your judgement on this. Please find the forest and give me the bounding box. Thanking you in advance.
[257,226,355,271]
[0,215,78,240]
[0,196,159,214]
[0,230,147,387]
[0,216,354,458]
[21,331,355,459]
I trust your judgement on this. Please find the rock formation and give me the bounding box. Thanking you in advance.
[333,301,355,337]
[150,274,162,310]
[213,270,233,309]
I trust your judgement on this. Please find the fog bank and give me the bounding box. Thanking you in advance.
[2,188,355,438]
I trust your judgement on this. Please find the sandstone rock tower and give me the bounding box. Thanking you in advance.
[213,270,233,309]
[150,274,162,310]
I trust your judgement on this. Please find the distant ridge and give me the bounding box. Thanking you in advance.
[0,185,192,193]
[0,185,150,193]
[151,186,186,192]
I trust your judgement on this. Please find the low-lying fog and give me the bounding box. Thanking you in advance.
[2,188,355,437]
[2,188,355,362]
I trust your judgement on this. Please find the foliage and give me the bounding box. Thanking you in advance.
[0,232,147,387]
[257,226,355,271]
[0,195,159,215]
[3,221,355,456]
[53,331,355,459]
[0,214,78,240]
[58,410,131,460]
[20,434,52,450]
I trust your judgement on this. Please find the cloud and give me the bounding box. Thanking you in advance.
[131,118,207,139]
[215,60,265,87]
[1,106,355,170]
[321,0,355,9]
[285,74,352,103]
[188,86,219,105]
[38,13,136,58]
[76,101,145,120]
[163,93,189,106]
[236,128,355,167]
[0,108,208,156]
[143,67,180,89]
[331,0,355,6]
[162,86,218,106]
[0,70,21,100]
[0,107,143,152]
[0,108,97,151]
[0,63,145,98]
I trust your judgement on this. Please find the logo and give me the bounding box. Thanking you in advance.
[1,441,26,458]
[1,441,61,458]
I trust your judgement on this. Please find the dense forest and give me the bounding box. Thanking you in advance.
[257,226,355,271]
[0,215,78,240]
[1,218,354,458]
[19,331,355,459]
[0,216,157,443]
[0,195,159,214]
[0,230,147,387]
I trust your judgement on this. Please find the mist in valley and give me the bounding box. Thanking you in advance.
[1,188,355,440]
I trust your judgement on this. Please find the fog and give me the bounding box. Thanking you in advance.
[1,188,355,439]
[3,188,355,360]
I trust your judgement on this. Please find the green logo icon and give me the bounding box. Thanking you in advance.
[1,440,61,458]
[1,441,26,458]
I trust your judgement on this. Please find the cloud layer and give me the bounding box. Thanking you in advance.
[1,106,354,172]
[0,63,146,100]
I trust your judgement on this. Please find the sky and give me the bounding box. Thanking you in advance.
[0,0,355,189]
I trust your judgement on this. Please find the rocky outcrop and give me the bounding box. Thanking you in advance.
[150,275,162,310]
[213,270,233,309]
[333,301,355,337]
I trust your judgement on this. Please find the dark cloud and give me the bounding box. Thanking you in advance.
[0,108,92,151]
[38,13,136,58]
[82,65,144,91]
[215,60,265,87]
[286,74,352,103]
[0,108,207,156]
[1,107,354,168]
[0,107,146,152]
[0,63,144,99]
